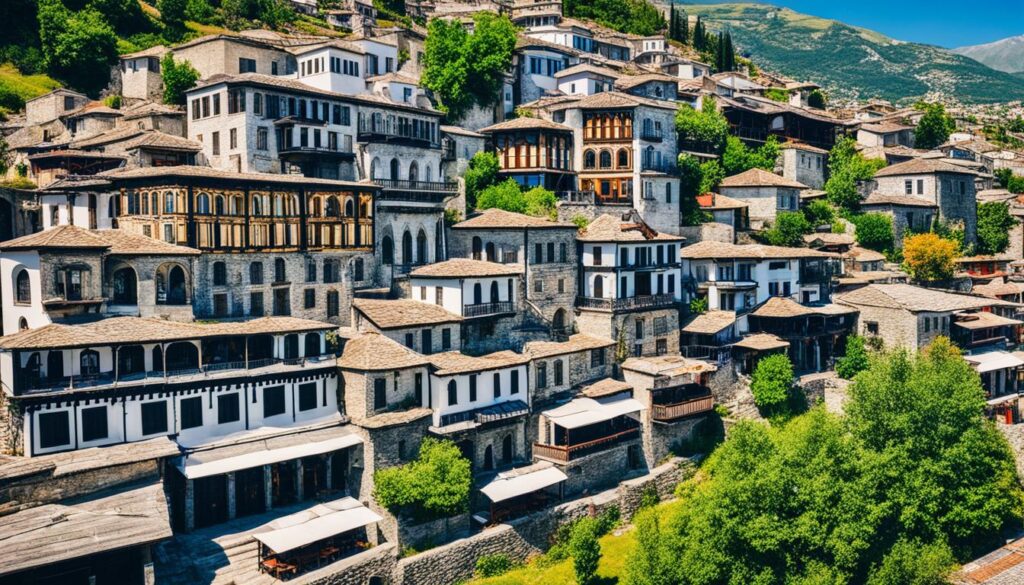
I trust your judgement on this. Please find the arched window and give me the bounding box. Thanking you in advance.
[112,267,137,304]
[408,161,419,183]
[599,151,612,169]
[326,196,339,217]
[617,148,629,169]
[424,165,432,181]
[324,259,340,283]
[485,242,495,262]
[18,317,28,331]
[164,192,175,213]
[483,445,494,470]
[15,269,30,304]
[593,275,604,298]
[196,192,211,214]
[506,279,513,303]
[274,258,286,283]
[401,230,413,264]
[554,359,564,386]
[416,229,428,264]
[213,262,227,286]
[502,435,513,464]
[473,282,482,305]
[447,379,458,405]
[472,236,482,260]
[370,157,380,180]
[252,196,262,216]
[215,195,225,215]
[250,262,264,285]
[381,236,394,265]
[390,158,400,180]
[284,334,299,359]
[80,349,100,376]
[490,281,499,303]
[553,308,566,331]
[344,198,354,218]
[166,266,187,305]
[584,150,596,169]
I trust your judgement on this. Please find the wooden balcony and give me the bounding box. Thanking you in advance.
[463,301,515,318]
[532,427,640,462]
[652,394,714,421]
[576,294,677,312]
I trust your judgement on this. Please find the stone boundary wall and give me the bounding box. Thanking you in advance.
[302,542,397,585]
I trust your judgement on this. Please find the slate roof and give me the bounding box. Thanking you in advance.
[719,168,808,189]
[861,192,938,208]
[874,158,978,177]
[732,333,790,351]
[681,241,837,260]
[453,208,575,230]
[523,335,614,359]
[578,213,684,243]
[835,284,1014,313]
[847,246,886,263]
[0,226,200,255]
[580,378,633,398]
[337,332,430,371]
[410,259,523,278]
[681,311,736,335]
[352,298,462,330]
[478,117,574,133]
[100,165,375,189]
[751,297,856,318]
[428,350,529,375]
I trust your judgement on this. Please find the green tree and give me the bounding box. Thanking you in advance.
[623,507,672,585]
[750,353,794,414]
[836,335,870,380]
[158,0,189,39]
[914,103,955,149]
[88,0,147,34]
[698,159,725,194]
[852,212,894,252]
[161,53,199,105]
[678,154,711,225]
[463,151,499,210]
[867,539,954,585]
[422,13,516,118]
[563,0,665,36]
[523,186,557,219]
[185,0,216,23]
[721,134,780,175]
[825,137,885,211]
[762,210,811,247]
[38,0,118,96]
[675,99,729,155]
[976,201,1017,255]
[807,88,827,109]
[569,517,602,585]
[476,179,526,214]
[802,199,837,227]
[373,438,472,521]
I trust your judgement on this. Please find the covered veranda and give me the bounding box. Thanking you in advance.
[478,461,567,526]
[534,395,645,463]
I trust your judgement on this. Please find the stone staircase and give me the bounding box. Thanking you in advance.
[154,529,277,585]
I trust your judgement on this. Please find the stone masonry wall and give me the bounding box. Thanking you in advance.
[301,542,397,585]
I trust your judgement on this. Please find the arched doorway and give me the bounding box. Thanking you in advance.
[408,161,418,183]
[489,281,499,303]
[593,275,604,299]
[483,445,494,470]
[485,242,495,262]
[390,158,400,180]
[112,267,137,305]
[416,229,428,264]
[402,230,413,265]
[117,345,145,377]
[553,308,566,332]
[502,435,513,465]
[381,236,394,265]
[151,346,163,372]
[284,334,299,359]
[47,351,64,381]
[472,236,482,260]
[165,342,199,371]
[304,333,321,356]
[473,283,482,305]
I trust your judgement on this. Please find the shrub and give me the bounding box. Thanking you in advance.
[638,486,659,509]
[595,506,620,536]
[161,53,199,105]
[803,199,836,227]
[750,353,794,415]
[475,554,516,578]
[463,151,499,209]
[762,211,811,247]
[902,232,958,281]
[836,335,869,380]
[373,438,471,521]
[976,201,1016,255]
[689,296,708,315]
[852,213,894,252]
[523,186,557,219]
[571,214,590,231]
[569,517,602,585]
[476,179,525,214]
[103,94,122,109]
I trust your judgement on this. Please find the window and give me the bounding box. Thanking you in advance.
[442,328,452,350]
[535,243,543,264]
[180,396,202,429]
[81,406,108,442]
[656,339,668,355]
[493,372,501,398]
[250,262,264,284]
[559,243,567,263]
[374,378,387,409]
[263,386,286,417]
[250,292,264,316]
[917,179,924,195]
[553,359,564,386]
[635,318,645,339]
[511,369,520,394]
[213,262,227,286]
[768,261,787,270]
[80,350,100,376]
[141,401,168,436]
[469,375,478,401]
[39,411,70,448]
[218,393,240,424]
[253,93,263,115]
[537,362,548,389]
[405,333,414,348]
[274,258,287,282]
[447,380,458,405]
[273,289,290,316]
[213,293,228,317]
[924,317,930,332]
[306,258,317,282]
[304,288,315,309]
[327,291,339,316]
[239,57,256,73]
[547,242,555,263]
[212,131,220,156]
[666,183,673,203]
[299,383,317,411]
[227,89,246,113]
[905,180,913,195]
[865,321,879,335]
[534,279,544,293]
[593,246,602,266]
[435,287,443,306]
[15,269,30,304]
[212,94,220,115]
[591,348,606,367]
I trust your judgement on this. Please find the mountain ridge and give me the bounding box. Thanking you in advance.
[953,35,1024,75]
[678,2,1024,104]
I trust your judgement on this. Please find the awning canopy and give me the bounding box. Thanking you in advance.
[480,462,567,503]
[987,393,1020,406]
[543,396,645,430]
[965,351,1024,374]
[178,433,363,479]
[253,497,382,555]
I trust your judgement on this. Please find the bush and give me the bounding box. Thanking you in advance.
[762,211,811,247]
[689,296,708,314]
[571,214,590,231]
[852,212,894,252]
[750,353,794,415]
[977,201,1016,255]
[902,232,958,281]
[373,438,471,521]
[802,199,836,227]
[474,554,516,578]
[523,186,557,219]
[836,335,869,380]
[103,94,122,109]
[569,517,602,585]
[476,179,526,214]
[161,52,199,105]
[463,151,499,209]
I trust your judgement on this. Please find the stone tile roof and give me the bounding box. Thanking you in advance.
[578,213,684,243]
[620,355,717,377]
[580,378,632,398]
[453,208,575,230]
[122,131,202,152]
[337,332,430,371]
[515,35,581,56]
[121,44,169,59]
[733,333,790,351]
[973,278,1024,299]
[70,126,146,149]
[874,158,978,177]
[546,90,677,112]
[441,125,486,138]
[699,193,748,210]
[352,298,462,330]
[553,63,621,80]
[780,141,829,154]
[860,122,914,134]
[719,168,808,189]
[613,73,679,90]
[862,192,938,208]
[681,241,837,260]
[478,117,573,134]
[120,102,184,120]
[847,246,886,263]
[410,259,523,278]
[0,226,200,255]
[803,232,855,247]
[835,284,1015,313]
[750,297,855,318]
[27,149,124,161]
[427,350,529,375]
[523,334,614,359]
[287,39,367,55]
[100,164,374,189]
[355,407,432,429]
[953,311,1022,330]
[0,316,334,350]
[681,310,736,334]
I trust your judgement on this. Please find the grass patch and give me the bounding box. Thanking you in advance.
[186,20,233,36]
[0,63,62,108]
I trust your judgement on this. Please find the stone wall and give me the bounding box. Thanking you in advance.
[617,457,697,520]
[398,512,472,551]
[576,308,680,359]
[679,222,735,244]
[301,542,397,585]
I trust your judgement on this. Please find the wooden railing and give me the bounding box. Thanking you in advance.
[463,301,515,318]
[652,395,714,421]
[532,427,639,462]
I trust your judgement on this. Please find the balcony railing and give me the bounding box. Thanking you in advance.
[641,160,678,174]
[372,178,459,193]
[463,301,515,318]
[357,121,439,147]
[576,294,677,311]
[556,190,595,204]
[639,129,664,142]
[278,144,354,156]
[533,427,640,462]
[652,395,715,421]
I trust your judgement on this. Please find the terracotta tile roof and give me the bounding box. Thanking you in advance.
[874,158,978,177]
[0,316,334,350]
[428,350,529,375]
[733,333,790,351]
[847,246,886,262]
[453,208,575,230]
[613,73,679,90]
[862,192,938,208]
[523,334,614,359]
[835,284,1015,312]
[578,213,684,243]
[580,378,632,398]
[553,63,621,80]
[410,259,523,278]
[681,241,837,260]
[956,535,1024,584]
[620,355,717,377]
[352,298,462,330]
[719,168,808,189]
[337,332,430,371]
[803,232,855,247]
[478,117,573,134]
[0,226,200,255]
[681,311,736,334]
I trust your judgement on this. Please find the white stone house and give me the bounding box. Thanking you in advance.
[554,64,618,97]
[515,37,580,105]
[871,158,979,246]
[717,168,808,229]
[778,141,828,190]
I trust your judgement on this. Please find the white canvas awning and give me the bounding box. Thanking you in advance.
[178,434,363,479]
[253,497,381,554]
[987,393,1020,406]
[543,396,645,430]
[965,351,1024,374]
[480,462,567,503]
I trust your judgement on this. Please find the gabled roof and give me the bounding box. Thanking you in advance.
[410,259,523,278]
[478,117,573,134]
[613,73,679,91]
[453,208,575,230]
[0,226,200,255]
[835,284,1013,312]
[121,131,202,152]
[100,165,375,189]
[681,241,837,260]
[523,334,614,359]
[803,232,855,247]
[719,168,808,189]
[352,298,462,330]
[553,63,620,80]
[337,332,430,371]
[580,378,632,398]
[874,158,978,177]
[427,350,529,375]
[681,310,736,334]
[698,193,748,210]
[578,213,684,243]
[750,297,855,318]
[847,246,886,263]
[861,192,938,208]
[733,333,790,351]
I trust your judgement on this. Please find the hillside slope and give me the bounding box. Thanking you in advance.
[680,2,1024,104]
[953,35,1024,75]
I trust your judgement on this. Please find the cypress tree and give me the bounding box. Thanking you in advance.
[680,9,688,44]
[716,32,725,72]
[693,17,704,51]
[669,7,677,42]
[724,32,734,71]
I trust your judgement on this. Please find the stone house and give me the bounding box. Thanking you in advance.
[778,141,828,190]
[514,36,580,105]
[449,209,578,335]
[24,89,89,126]
[717,167,808,229]
[871,158,979,246]
[694,192,749,244]
[856,122,915,148]
[745,297,858,372]
[522,334,615,405]
[614,74,680,102]
[859,192,937,247]
[119,45,169,103]
[351,297,462,354]
[554,63,619,97]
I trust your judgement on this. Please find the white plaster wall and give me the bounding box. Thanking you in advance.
[429,363,528,426]
[1,251,46,335]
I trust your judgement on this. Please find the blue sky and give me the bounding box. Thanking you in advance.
[683,1,1024,47]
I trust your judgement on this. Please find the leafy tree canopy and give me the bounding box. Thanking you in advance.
[475,179,558,219]
[825,137,886,211]
[38,0,119,96]
[675,99,729,155]
[976,201,1017,255]
[762,210,811,247]
[750,353,794,415]
[903,232,958,281]
[569,516,602,585]
[422,13,516,119]
[807,88,827,109]
[721,134,780,176]
[564,0,665,36]
[914,102,955,150]
[836,335,870,380]
[463,151,500,209]
[803,199,837,228]
[161,53,199,105]
[678,154,712,226]
[852,212,894,253]
[373,438,471,520]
